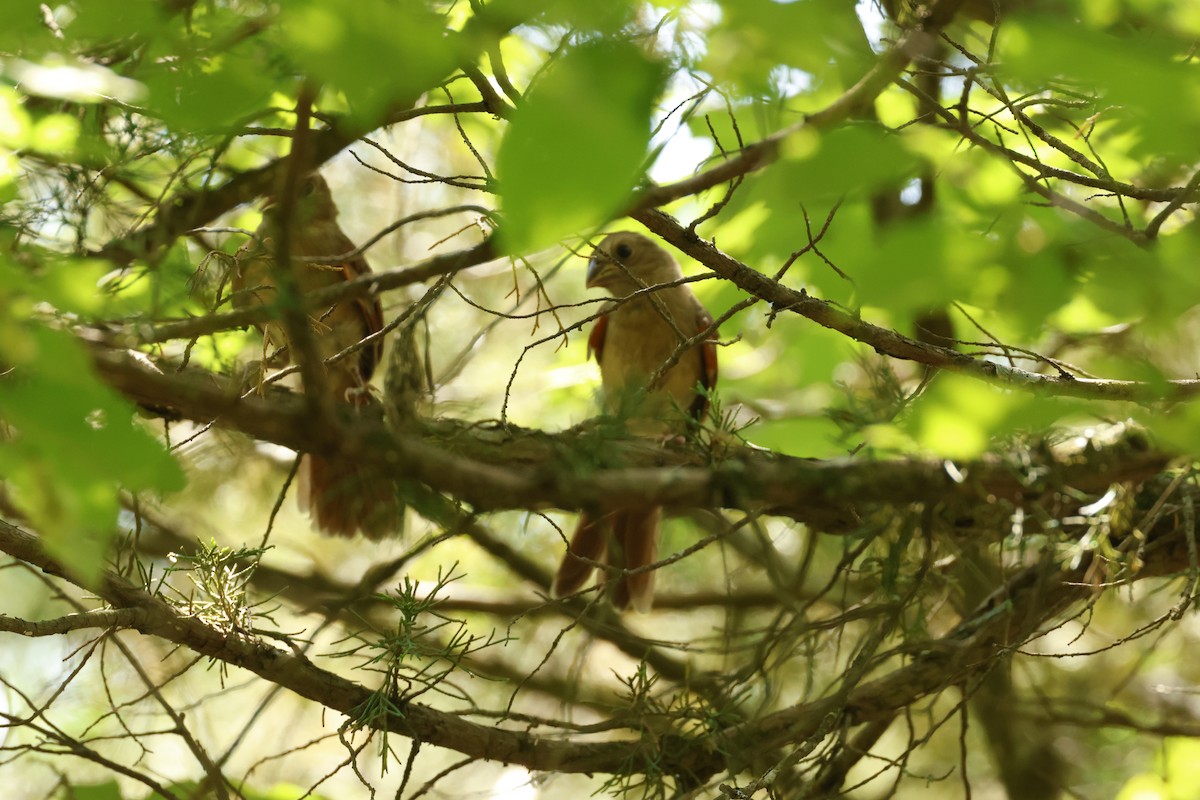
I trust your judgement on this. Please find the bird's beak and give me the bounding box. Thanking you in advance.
[585,255,606,288]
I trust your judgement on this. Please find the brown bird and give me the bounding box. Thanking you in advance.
[553,231,718,611]
[233,173,402,539]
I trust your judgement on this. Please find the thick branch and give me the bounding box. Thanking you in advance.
[89,346,1170,525]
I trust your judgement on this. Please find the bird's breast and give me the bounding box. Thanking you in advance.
[597,300,704,424]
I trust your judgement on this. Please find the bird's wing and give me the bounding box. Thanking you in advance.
[690,307,719,420]
[336,253,385,381]
[588,312,609,364]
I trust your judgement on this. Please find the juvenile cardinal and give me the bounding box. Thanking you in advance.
[233,173,403,539]
[553,231,718,611]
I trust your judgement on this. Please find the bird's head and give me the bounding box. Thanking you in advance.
[585,232,682,294]
[262,173,338,228]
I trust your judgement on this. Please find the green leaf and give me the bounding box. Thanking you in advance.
[0,324,185,584]
[999,16,1200,156]
[686,101,779,154]
[1078,241,1168,323]
[777,125,924,204]
[701,127,923,276]
[908,374,1085,460]
[0,87,32,149]
[231,782,333,800]
[496,40,665,254]
[69,0,167,42]
[143,48,278,131]
[0,1,51,51]
[278,0,458,123]
[1114,736,1200,800]
[702,0,871,97]
[62,782,125,800]
[850,212,983,314]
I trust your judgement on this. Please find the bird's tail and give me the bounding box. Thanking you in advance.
[611,506,661,613]
[554,507,662,612]
[297,453,403,540]
[554,512,609,600]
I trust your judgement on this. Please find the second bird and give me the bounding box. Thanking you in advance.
[233,174,403,539]
[554,231,718,612]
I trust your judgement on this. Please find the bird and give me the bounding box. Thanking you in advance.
[232,173,403,539]
[553,231,718,611]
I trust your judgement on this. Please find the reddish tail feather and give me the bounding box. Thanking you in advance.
[610,507,661,613]
[553,512,608,600]
[553,507,661,612]
[297,453,403,539]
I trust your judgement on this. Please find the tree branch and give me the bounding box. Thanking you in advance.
[0,608,146,636]
[633,209,1200,402]
[711,496,1192,774]
[89,5,524,266]
[0,518,643,775]
[94,239,497,346]
[1,469,1189,780]
[87,346,1170,525]
[630,0,961,214]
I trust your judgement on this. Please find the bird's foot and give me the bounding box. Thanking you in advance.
[236,360,269,397]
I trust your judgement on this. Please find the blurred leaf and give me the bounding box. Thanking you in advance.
[1115,736,1200,800]
[1114,773,1167,800]
[62,782,124,800]
[0,88,32,149]
[1155,225,1200,324]
[1,253,183,321]
[69,0,167,42]
[702,127,922,274]
[699,129,923,292]
[994,249,1078,340]
[278,0,459,122]
[1160,738,1200,798]
[959,154,1024,209]
[909,374,1085,459]
[0,0,50,49]
[778,321,857,391]
[918,406,989,460]
[999,16,1200,156]
[0,323,185,584]
[36,259,113,316]
[496,40,665,253]
[779,125,922,203]
[533,0,635,31]
[687,101,780,154]
[703,0,870,96]
[1142,402,1200,453]
[745,416,847,459]
[31,114,79,155]
[1051,294,1121,334]
[1078,240,1169,323]
[144,48,278,131]
[852,213,981,313]
[249,783,334,800]
[860,423,918,455]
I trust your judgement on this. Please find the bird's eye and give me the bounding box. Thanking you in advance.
[614,242,633,259]
[302,180,317,197]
